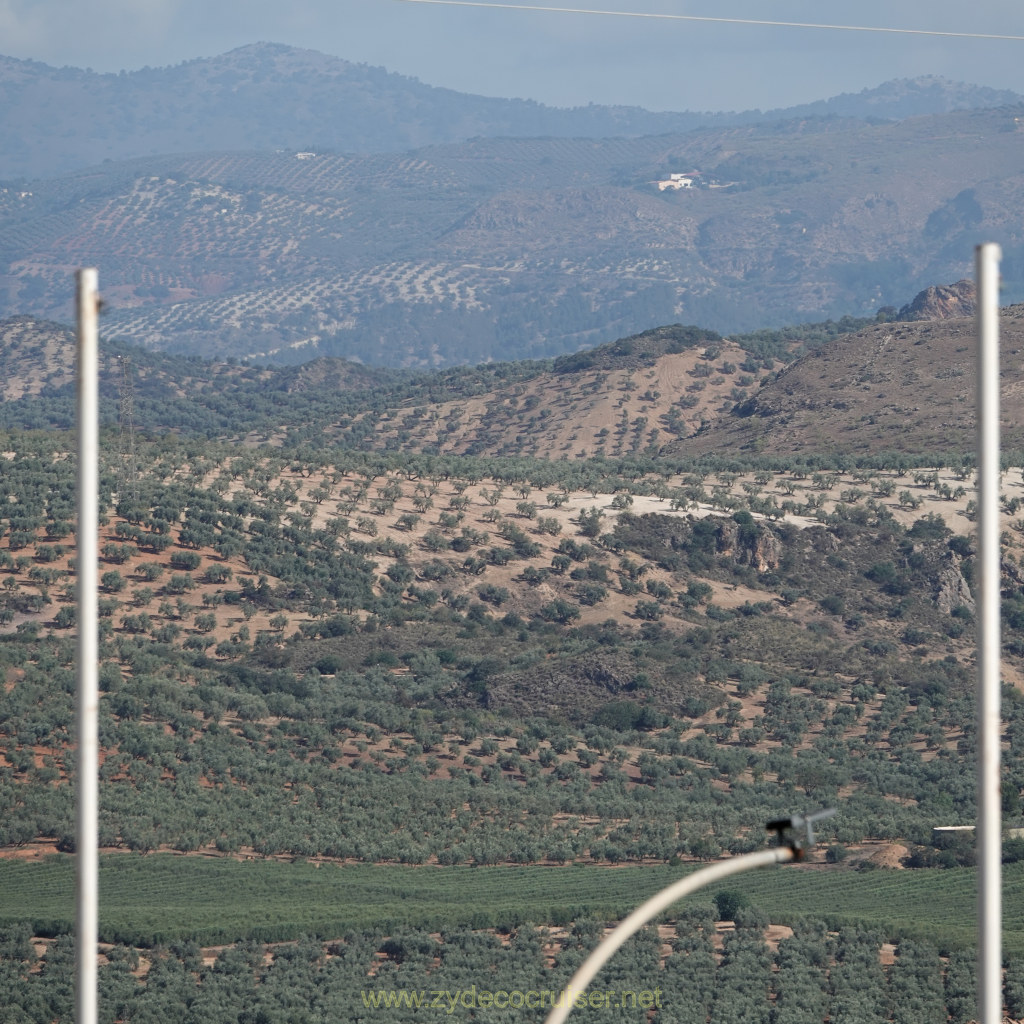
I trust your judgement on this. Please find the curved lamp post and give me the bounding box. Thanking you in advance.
[543,810,835,1024]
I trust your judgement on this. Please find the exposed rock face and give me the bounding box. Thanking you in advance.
[750,529,782,572]
[898,279,976,321]
[716,520,739,557]
[935,553,974,614]
[714,519,781,571]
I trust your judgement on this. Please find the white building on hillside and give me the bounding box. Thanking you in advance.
[657,173,695,191]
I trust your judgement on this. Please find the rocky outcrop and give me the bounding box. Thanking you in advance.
[898,279,976,321]
[935,552,974,614]
[750,529,783,572]
[714,518,781,572]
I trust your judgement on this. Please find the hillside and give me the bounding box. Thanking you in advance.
[676,305,1024,458]
[2,409,1021,884]
[0,315,749,441]
[5,297,1023,460]
[3,305,1024,832]
[2,429,1017,841]
[3,102,1024,363]
[6,302,1024,1014]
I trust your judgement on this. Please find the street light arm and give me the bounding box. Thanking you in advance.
[543,846,795,1024]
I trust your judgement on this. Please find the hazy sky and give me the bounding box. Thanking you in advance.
[2,0,1023,111]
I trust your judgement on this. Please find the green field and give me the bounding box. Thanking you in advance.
[3,854,1024,953]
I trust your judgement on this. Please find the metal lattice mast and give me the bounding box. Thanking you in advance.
[118,355,137,503]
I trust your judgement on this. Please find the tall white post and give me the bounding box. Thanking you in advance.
[975,242,1002,1024]
[76,268,100,1024]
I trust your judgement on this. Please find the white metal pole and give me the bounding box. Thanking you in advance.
[76,268,100,1024]
[542,846,794,1024]
[976,242,1002,1024]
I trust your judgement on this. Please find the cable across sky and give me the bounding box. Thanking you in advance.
[395,0,1024,42]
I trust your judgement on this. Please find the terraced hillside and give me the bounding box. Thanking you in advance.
[3,439,1021,858]
[4,105,1024,364]
[6,303,1024,1018]
[4,303,1024,867]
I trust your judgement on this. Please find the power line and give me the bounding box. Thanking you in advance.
[395,0,1024,42]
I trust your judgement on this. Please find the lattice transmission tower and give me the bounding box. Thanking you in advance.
[117,356,138,503]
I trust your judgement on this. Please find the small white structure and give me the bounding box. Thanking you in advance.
[657,173,694,191]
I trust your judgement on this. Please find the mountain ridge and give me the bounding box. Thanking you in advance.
[1,41,1020,180]
[3,44,1023,367]
[2,291,1019,460]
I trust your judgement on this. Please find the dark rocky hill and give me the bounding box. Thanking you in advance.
[897,279,976,321]
[672,300,1024,458]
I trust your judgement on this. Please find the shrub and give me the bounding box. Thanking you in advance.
[538,599,581,624]
[170,551,202,571]
[713,890,750,921]
[908,513,950,541]
[578,507,605,538]
[576,583,607,606]
[165,573,195,595]
[592,700,665,732]
[634,600,663,620]
[477,584,510,606]
[100,570,125,593]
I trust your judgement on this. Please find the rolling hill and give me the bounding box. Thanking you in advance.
[678,304,1024,458]
[5,298,1024,1016]
[2,300,1020,863]
[2,59,1024,363]
[1,286,1015,460]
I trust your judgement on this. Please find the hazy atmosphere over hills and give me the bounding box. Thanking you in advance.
[1,44,1023,365]
[4,0,1023,113]
[2,45,1021,181]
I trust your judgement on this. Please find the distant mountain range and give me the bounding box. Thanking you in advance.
[1,43,1023,366]
[1,42,1020,181]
